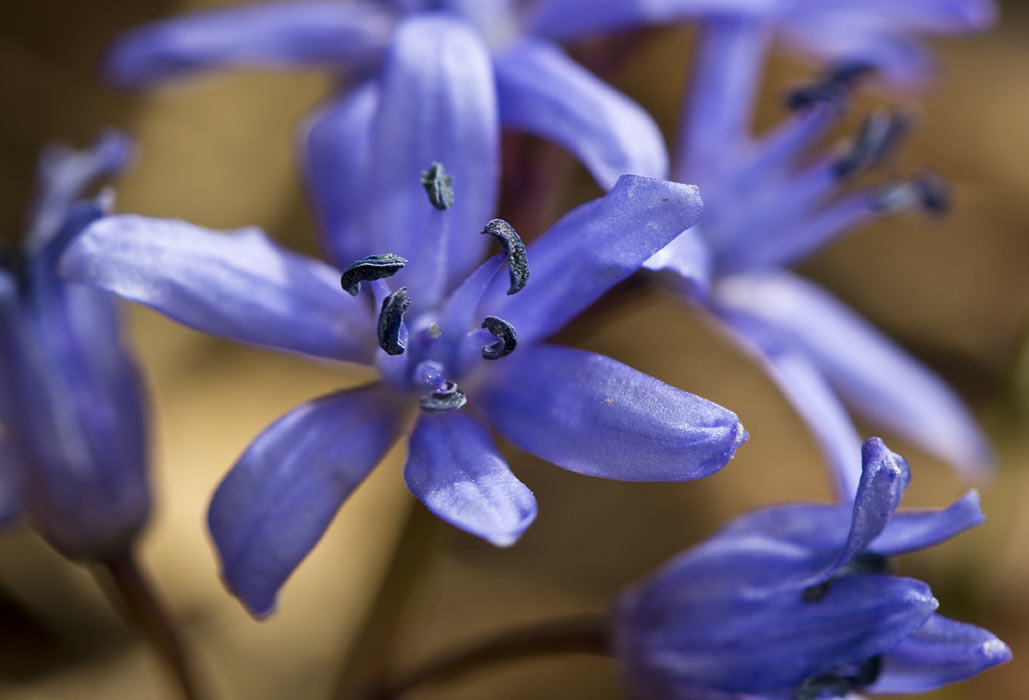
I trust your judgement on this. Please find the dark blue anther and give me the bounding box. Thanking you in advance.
[833,111,910,179]
[480,316,518,360]
[419,381,467,412]
[795,656,882,700]
[481,219,528,295]
[377,287,410,356]
[913,171,952,216]
[825,60,877,88]
[785,61,876,113]
[421,161,454,211]
[341,253,407,296]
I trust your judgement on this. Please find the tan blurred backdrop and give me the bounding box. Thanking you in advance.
[1,1,1027,698]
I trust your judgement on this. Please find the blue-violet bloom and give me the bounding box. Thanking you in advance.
[647,54,993,499]
[0,131,150,561]
[61,24,744,615]
[615,437,1010,700]
[106,1,668,193]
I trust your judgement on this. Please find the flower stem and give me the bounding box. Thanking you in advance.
[99,551,208,700]
[360,614,612,700]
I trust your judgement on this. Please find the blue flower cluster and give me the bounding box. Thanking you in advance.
[0,0,1010,696]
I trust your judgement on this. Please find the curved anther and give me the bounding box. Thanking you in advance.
[913,171,952,216]
[419,381,467,412]
[785,61,876,113]
[377,287,410,356]
[834,110,910,179]
[481,219,529,295]
[480,316,518,360]
[341,253,407,296]
[421,161,454,211]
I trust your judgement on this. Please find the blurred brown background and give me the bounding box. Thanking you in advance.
[1,1,1027,698]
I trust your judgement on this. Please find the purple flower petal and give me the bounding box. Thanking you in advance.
[643,225,713,301]
[870,613,1011,693]
[617,572,937,697]
[0,441,20,527]
[713,271,995,478]
[301,84,380,269]
[60,215,375,363]
[822,437,910,580]
[364,13,498,302]
[105,1,393,87]
[495,38,668,188]
[405,412,536,546]
[792,0,997,34]
[870,490,985,556]
[676,18,769,180]
[478,345,745,481]
[528,0,779,40]
[208,384,405,617]
[716,308,863,498]
[488,175,703,346]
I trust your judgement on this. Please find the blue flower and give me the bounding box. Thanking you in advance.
[644,51,993,498]
[62,29,745,615]
[614,437,1010,700]
[530,0,996,85]
[105,1,668,191]
[0,131,151,561]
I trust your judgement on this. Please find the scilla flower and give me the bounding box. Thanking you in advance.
[614,437,1010,700]
[0,131,150,561]
[61,32,744,614]
[106,2,668,192]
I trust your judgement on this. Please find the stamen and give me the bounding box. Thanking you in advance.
[913,171,952,216]
[341,253,407,296]
[419,381,468,412]
[785,62,876,114]
[795,656,882,700]
[481,219,528,295]
[414,360,449,392]
[377,287,410,356]
[871,180,919,214]
[480,316,518,360]
[833,111,910,179]
[421,161,454,211]
[825,60,877,88]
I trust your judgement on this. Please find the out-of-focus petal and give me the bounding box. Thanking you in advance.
[822,437,910,579]
[791,0,997,34]
[643,226,713,301]
[616,572,937,697]
[716,307,863,498]
[871,490,984,556]
[365,13,498,302]
[495,38,667,188]
[529,0,780,40]
[26,130,132,252]
[488,175,703,346]
[478,345,745,482]
[61,215,375,363]
[676,17,770,180]
[106,1,393,87]
[405,412,536,546]
[208,384,405,617]
[0,441,20,527]
[713,272,995,478]
[870,614,1011,693]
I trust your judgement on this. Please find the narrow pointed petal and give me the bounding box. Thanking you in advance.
[488,175,703,346]
[870,614,1011,693]
[529,0,779,40]
[717,308,863,498]
[823,437,910,579]
[365,14,498,299]
[208,385,405,617]
[713,272,995,478]
[479,345,745,481]
[871,490,984,556]
[643,226,713,301]
[302,84,380,269]
[676,17,770,180]
[495,39,667,188]
[405,412,536,546]
[794,0,997,34]
[60,215,374,363]
[617,573,937,696]
[106,1,393,87]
